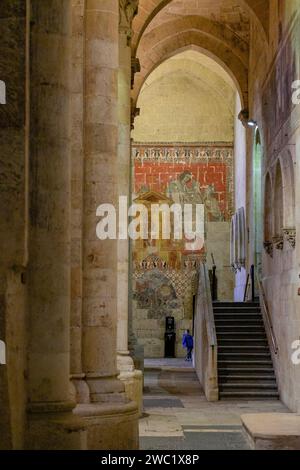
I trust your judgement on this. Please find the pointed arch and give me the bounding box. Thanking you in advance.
[132,0,269,53]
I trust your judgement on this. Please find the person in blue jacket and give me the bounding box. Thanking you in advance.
[182,329,194,362]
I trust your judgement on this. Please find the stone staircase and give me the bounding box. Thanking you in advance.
[213,301,279,400]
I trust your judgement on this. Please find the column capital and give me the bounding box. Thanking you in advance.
[131,56,140,89]
[131,99,140,130]
[119,0,139,44]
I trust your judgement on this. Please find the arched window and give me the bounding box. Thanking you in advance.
[274,161,284,237]
[264,172,273,242]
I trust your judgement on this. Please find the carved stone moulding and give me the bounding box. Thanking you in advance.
[272,235,284,251]
[131,99,140,129]
[263,241,274,257]
[283,228,296,249]
[119,0,139,44]
[131,56,140,89]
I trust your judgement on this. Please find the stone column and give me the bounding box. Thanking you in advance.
[73,0,139,450]
[26,0,86,449]
[69,0,89,405]
[117,0,142,416]
[0,0,28,449]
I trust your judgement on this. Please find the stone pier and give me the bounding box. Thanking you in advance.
[73,0,139,449]
[117,0,143,418]
[26,0,86,450]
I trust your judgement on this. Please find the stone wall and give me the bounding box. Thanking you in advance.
[247,3,300,412]
[0,0,28,449]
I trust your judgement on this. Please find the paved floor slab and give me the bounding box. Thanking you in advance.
[140,358,290,450]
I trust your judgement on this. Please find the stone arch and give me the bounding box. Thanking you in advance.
[273,160,284,238]
[264,172,273,242]
[132,0,270,53]
[138,16,249,66]
[279,150,296,229]
[133,30,248,109]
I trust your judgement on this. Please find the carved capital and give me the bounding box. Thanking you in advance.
[131,99,140,129]
[283,228,296,249]
[263,241,274,258]
[131,56,140,88]
[119,0,139,44]
[272,235,284,251]
[238,108,249,128]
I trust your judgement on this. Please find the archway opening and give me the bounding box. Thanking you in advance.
[131,49,239,360]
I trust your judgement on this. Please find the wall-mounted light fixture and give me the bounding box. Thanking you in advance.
[247,119,257,128]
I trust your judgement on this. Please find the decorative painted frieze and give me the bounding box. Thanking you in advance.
[132,144,233,164]
[272,235,284,251]
[283,228,296,249]
[263,241,274,257]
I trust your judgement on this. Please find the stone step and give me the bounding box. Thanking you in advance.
[218,353,272,361]
[218,345,270,352]
[219,382,277,392]
[219,390,280,399]
[217,332,267,338]
[216,316,263,320]
[214,307,261,313]
[218,367,275,376]
[218,339,268,346]
[216,325,265,332]
[218,360,274,368]
[215,315,263,321]
[219,375,276,383]
[241,414,300,450]
[213,302,260,308]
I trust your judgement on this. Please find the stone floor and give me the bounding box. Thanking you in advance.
[140,358,290,450]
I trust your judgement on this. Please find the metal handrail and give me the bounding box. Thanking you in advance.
[243,273,250,302]
[256,273,279,355]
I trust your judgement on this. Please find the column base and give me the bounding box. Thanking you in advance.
[85,374,126,403]
[74,401,139,450]
[117,353,143,417]
[25,402,87,450]
[129,338,145,373]
[70,374,90,404]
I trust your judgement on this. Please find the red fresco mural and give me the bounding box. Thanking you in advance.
[133,144,234,222]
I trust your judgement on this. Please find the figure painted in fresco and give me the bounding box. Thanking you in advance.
[134,271,180,318]
[166,171,204,206]
[203,184,224,222]
[166,172,224,222]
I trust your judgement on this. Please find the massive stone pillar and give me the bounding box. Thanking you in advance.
[69,0,89,405]
[0,1,28,449]
[73,0,139,449]
[117,0,143,417]
[26,0,86,450]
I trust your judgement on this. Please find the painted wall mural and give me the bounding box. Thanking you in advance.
[131,143,234,358]
[133,143,234,222]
